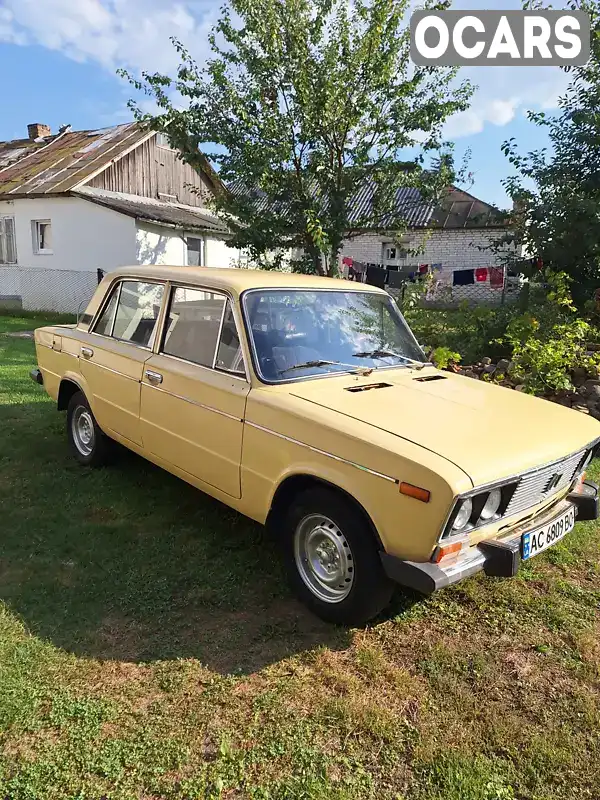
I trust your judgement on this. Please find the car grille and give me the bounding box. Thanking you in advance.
[504,449,586,519]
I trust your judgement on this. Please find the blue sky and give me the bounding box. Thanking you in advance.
[0,0,567,210]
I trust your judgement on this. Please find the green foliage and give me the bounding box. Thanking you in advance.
[121,0,472,274]
[501,0,600,300]
[431,346,461,370]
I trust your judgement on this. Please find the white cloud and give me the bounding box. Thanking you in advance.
[0,0,573,143]
[443,64,570,139]
[0,0,217,74]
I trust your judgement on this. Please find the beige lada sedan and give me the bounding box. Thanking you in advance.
[31,266,600,624]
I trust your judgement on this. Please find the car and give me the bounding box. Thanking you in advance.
[31,265,600,624]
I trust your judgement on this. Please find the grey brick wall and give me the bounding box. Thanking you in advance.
[341,228,511,268]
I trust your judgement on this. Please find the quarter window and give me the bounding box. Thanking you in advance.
[93,280,164,347]
[162,287,226,367]
[216,301,245,375]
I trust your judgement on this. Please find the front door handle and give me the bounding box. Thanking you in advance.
[81,347,94,359]
[145,370,163,386]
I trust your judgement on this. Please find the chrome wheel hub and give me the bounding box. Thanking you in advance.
[72,406,95,456]
[293,514,354,603]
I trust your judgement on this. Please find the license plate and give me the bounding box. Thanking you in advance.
[521,505,575,560]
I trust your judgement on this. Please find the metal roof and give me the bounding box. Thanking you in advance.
[0,123,151,196]
[230,180,502,230]
[76,187,230,234]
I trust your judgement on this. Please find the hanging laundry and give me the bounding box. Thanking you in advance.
[342,256,353,266]
[453,269,475,286]
[475,268,488,282]
[489,267,504,288]
[366,265,386,289]
[418,264,429,274]
[431,263,442,272]
[388,270,405,289]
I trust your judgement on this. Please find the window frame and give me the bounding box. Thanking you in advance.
[185,235,205,267]
[155,131,175,150]
[240,286,425,386]
[32,219,53,255]
[159,282,249,382]
[0,216,17,265]
[90,278,167,351]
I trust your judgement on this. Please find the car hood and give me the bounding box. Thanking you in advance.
[288,368,600,486]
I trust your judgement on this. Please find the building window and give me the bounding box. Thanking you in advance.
[0,216,17,264]
[156,132,175,150]
[186,236,204,267]
[32,220,52,254]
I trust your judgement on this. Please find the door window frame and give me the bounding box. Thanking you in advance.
[89,277,168,351]
[157,282,250,382]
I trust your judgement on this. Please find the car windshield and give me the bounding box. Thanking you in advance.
[243,289,425,382]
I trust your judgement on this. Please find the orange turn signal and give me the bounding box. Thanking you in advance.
[399,482,430,503]
[433,540,462,563]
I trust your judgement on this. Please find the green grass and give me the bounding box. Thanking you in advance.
[2,313,600,799]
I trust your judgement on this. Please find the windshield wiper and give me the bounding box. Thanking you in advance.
[279,359,373,376]
[352,350,428,370]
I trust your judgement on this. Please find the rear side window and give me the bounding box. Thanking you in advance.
[162,287,226,367]
[93,280,164,348]
[94,287,118,336]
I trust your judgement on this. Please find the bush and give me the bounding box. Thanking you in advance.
[406,271,600,397]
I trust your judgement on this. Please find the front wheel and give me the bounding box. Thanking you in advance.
[66,391,113,467]
[282,487,394,625]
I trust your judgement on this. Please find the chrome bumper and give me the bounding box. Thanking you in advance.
[381,480,598,595]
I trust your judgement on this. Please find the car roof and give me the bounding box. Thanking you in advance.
[108,265,386,296]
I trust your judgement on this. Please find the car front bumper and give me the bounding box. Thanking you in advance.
[381,479,599,595]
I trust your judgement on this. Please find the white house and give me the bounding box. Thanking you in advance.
[0,122,241,313]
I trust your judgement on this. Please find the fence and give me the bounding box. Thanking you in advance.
[389,266,524,310]
[0,266,99,315]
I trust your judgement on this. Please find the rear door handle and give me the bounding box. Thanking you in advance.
[81,347,94,359]
[145,370,163,386]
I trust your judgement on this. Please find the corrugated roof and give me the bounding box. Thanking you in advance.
[0,123,151,196]
[230,181,502,230]
[75,187,229,234]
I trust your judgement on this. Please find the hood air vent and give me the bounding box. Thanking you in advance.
[345,382,392,393]
[414,375,447,382]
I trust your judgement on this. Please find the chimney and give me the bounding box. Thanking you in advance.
[27,123,51,141]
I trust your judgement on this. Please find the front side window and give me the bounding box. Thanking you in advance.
[93,280,164,347]
[243,289,424,382]
[162,287,226,367]
[0,216,17,264]
[33,219,52,254]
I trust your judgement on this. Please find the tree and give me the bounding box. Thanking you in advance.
[122,0,472,275]
[501,0,600,302]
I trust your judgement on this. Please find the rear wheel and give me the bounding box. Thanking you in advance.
[282,487,394,625]
[66,391,112,467]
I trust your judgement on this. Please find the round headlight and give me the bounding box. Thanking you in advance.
[452,497,473,531]
[479,488,502,521]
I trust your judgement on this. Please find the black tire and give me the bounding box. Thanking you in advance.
[282,487,394,625]
[66,391,113,467]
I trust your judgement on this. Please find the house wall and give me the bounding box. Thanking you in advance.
[0,196,136,312]
[88,135,213,206]
[341,228,510,268]
[135,221,186,265]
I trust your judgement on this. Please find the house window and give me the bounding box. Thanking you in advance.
[0,216,17,264]
[32,220,52,254]
[156,132,175,150]
[186,236,204,267]
[386,246,396,260]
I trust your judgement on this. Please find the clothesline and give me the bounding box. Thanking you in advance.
[342,258,506,290]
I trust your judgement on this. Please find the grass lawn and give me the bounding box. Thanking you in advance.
[2,312,600,799]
